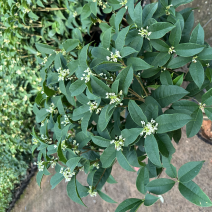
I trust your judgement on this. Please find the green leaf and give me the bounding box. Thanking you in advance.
[97,190,117,203]
[144,193,159,206]
[142,3,158,27]
[107,175,117,184]
[116,150,135,172]
[167,56,191,69]
[186,109,203,138]
[58,141,68,164]
[115,26,130,51]
[128,100,148,126]
[81,3,91,20]
[162,156,177,178]
[145,134,162,167]
[120,47,138,58]
[102,27,112,49]
[179,181,212,207]
[121,128,142,146]
[169,20,182,46]
[36,43,56,54]
[156,113,192,133]
[172,0,193,8]
[160,71,173,85]
[205,108,212,121]
[67,176,86,206]
[146,178,175,195]
[178,161,205,183]
[136,166,149,194]
[202,88,212,105]
[115,198,143,212]
[175,43,204,57]
[152,53,171,67]
[116,66,133,95]
[62,39,79,52]
[134,3,142,29]
[127,57,153,71]
[50,173,64,189]
[100,144,116,168]
[149,22,175,39]
[206,68,212,81]
[172,100,199,113]
[91,136,111,148]
[66,157,81,172]
[152,85,189,107]
[173,74,184,86]
[150,39,169,52]
[70,79,86,97]
[198,48,212,60]
[189,61,204,88]
[115,7,127,32]
[90,75,111,98]
[156,133,175,158]
[189,23,204,45]
[36,171,44,187]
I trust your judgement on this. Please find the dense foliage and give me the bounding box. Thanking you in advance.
[0,0,83,211]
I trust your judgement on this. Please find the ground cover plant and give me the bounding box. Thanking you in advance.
[0,0,83,211]
[2,0,212,211]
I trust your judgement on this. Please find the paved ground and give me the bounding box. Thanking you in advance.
[11,127,212,212]
[11,1,212,212]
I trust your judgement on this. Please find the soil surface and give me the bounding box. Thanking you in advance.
[11,1,212,212]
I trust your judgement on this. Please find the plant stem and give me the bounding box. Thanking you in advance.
[133,74,148,96]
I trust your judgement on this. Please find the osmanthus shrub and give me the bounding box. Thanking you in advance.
[33,0,212,210]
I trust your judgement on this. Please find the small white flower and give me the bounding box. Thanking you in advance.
[140,119,158,138]
[138,27,152,40]
[88,186,97,197]
[81,67,95,83]
[192,56,198,63]
[206,63,210,67]
[111,135,125,151]
[34,161,44,172]
[73,11,78,17]
[199,102,206,113]
[168,46,176,54]
[61,140,67,151]
[105,90,123,106]
[106,50,122,62]
[57,67,70,81]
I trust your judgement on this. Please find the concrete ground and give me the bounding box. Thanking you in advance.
[11,127,212,212]
[11,1,212,212]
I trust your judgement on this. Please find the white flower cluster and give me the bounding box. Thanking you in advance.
[106,90,123,106]
[34,161,44,172]
[32,138,39,145]
[99,73,114,81]
[41,56,48,65]
[140,119,158,138]
[138,27,152,40]
[50,156,57,168]
[110,135,125,151]
[168,46,176,54]
[199,102,206,113]
[87,101,102,114]
[73,140,80,154]
[60,168,76,182]
[61,115,70,126]
[120,0,128,9]
[206,63,210,67]
[73,11,78,18]
[81,67,94,83]
[23,8,30,13]
[61,140,67,151]
[94,0,108,9]
[46,103,55,113]
[92,162,99,169]
[88,186,97,197]
[106,49,122,62]
[41,134,52,144]
[57,67,70,81]
[192,56,198,63]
